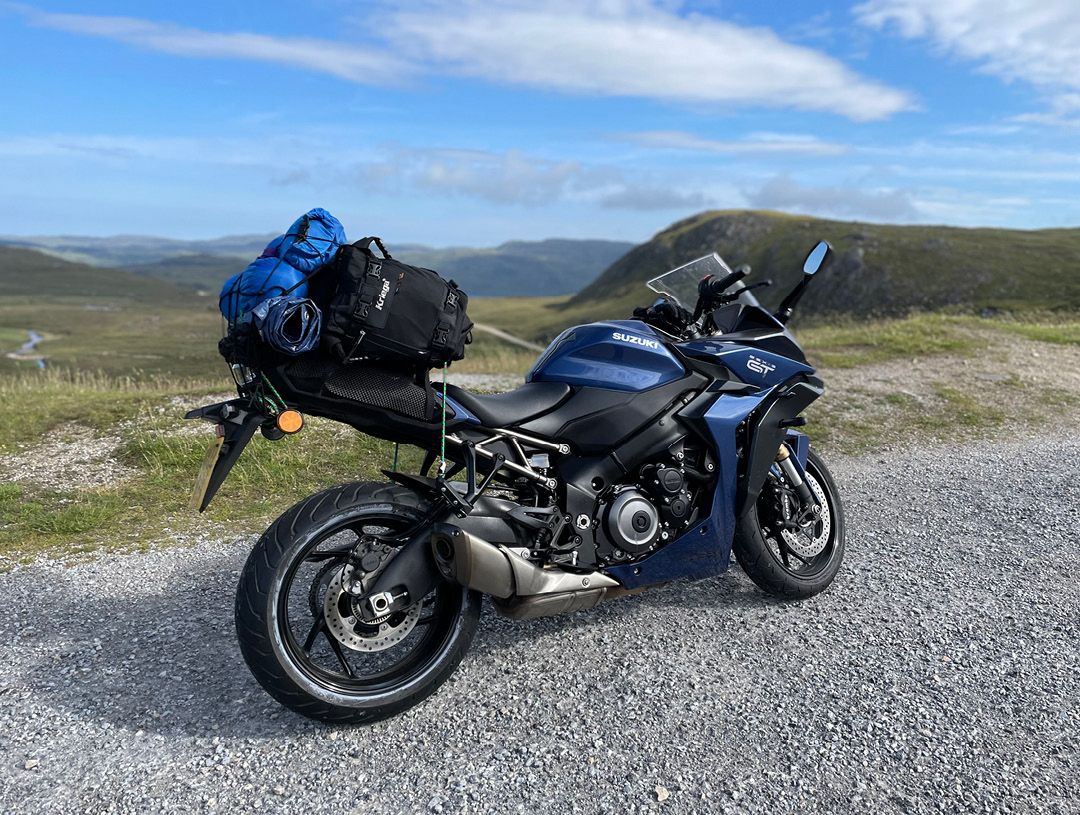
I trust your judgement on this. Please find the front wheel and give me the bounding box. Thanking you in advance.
[733,448,845,599]
[235,482,481,724]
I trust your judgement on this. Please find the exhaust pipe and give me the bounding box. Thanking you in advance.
[430,523,621,619]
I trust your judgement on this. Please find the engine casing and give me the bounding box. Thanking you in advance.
[601,488,660,556]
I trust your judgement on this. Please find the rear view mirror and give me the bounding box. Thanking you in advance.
[803,241,832,276]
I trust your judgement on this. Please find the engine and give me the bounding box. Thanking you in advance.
[594,440,713,565]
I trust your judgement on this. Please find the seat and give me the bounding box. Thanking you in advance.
[443,381,571,428]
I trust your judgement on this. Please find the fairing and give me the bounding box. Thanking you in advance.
[606,390,765,587]
[678,340,814,390]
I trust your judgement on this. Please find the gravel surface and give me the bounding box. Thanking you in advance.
[0,423,133,491]
[1,432,1077,814]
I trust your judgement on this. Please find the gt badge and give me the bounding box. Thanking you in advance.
[747,355,777,376]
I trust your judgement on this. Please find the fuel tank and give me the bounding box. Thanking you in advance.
[526,320,684,392]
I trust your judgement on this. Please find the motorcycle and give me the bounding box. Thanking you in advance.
[187,240,845,722]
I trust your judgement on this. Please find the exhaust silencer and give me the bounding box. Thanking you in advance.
[430,523,621,617]
[431,524,517,599]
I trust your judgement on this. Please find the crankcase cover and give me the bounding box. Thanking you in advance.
[603,489,660,555]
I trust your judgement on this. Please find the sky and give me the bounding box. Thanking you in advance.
[1,0,1079,245]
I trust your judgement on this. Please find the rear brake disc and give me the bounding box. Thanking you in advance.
[323,565,421,653]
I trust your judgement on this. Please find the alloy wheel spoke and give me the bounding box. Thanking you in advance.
[304,546,354,562]
[777,543,792,568]
[323,631,356,678]
[776,534,812,568]
[301,616,326,653]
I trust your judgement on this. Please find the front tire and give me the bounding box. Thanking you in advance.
[235,482,481,724]
[733,449,845,599]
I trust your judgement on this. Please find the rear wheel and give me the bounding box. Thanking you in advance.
[733,449,845,599]
[235,482,481,724]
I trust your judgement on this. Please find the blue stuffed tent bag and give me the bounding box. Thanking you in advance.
[217,207,346,328]
[275,207,346,272]
[219,255,307,327]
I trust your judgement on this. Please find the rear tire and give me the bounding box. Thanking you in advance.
[733,449,845,599]
[235,482,481,724]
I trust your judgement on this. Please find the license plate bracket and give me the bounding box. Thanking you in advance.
[190,434,225,512]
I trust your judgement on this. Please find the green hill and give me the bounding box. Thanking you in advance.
[572,210,1080,322]
[0,233,270,267]
[123,253,240,293]
[0,246,196,303]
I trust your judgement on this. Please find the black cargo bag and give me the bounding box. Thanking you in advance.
[322,237,472,368]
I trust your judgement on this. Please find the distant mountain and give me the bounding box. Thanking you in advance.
[0,234,634,297]
[0,233,273,267]
[571,210,1080,322]
[394,239,634,296]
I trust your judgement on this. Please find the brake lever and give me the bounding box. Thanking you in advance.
[717,279,773,304]
[740,279,773,294]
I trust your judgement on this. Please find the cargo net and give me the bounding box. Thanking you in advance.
[218,215,337,333]
[216,215,340,415]
[214,321,283,416]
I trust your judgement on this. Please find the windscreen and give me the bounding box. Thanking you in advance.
[646,253,735,311]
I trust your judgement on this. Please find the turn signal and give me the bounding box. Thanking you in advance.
[276,410,304,434]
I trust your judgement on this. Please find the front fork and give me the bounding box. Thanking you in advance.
[775,443,822,521]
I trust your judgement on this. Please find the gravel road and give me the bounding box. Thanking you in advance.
[1,432,1077,814]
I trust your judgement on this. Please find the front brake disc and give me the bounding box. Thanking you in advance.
[780,472,831,559]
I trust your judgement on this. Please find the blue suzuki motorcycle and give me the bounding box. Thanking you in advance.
[188,240,844,722]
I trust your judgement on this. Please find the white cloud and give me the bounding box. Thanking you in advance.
[855,0,1080,123]
[599,185,711,210]
[15,5,410,84]
[388,1,913,121]
[13,1,914,121]
[359,147,597,206]
[746,175,918,221]
[0,132,325,167]
[0,131,709,210]
[358,145,708,210]
[618,130,852,156]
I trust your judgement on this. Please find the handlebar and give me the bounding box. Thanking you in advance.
[698,266,748,300]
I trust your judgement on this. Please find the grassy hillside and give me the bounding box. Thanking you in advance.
[0,247,223,377]
[123,253,240,293]
[0,233,270,266]
[0,246,196,302]
[569,210,1080,330]
[0,246,540,380]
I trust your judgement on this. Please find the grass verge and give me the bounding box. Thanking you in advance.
[2,310,1079,565]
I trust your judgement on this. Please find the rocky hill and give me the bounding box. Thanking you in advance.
[571,211,1080,321]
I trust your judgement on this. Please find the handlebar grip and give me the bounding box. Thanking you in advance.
[700,268,747,298]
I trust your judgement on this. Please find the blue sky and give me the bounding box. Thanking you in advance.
[1,0,1078,245]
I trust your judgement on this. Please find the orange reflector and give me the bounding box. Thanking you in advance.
[276,410,304,434]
